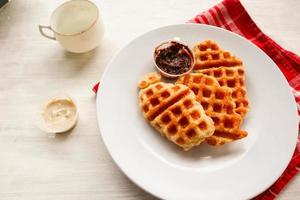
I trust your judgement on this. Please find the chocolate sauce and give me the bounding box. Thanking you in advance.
[154,41,193,75]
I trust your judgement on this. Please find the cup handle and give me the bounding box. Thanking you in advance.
[38,25,56,40]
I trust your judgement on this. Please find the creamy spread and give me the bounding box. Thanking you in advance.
[41,97,77,133]
[154,40,194,76]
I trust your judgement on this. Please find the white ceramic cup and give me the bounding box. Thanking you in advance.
[39,0,104,53]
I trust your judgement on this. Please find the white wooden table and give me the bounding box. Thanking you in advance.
[0,0,299,199]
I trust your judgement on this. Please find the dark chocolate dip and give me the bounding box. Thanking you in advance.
[154,41,193,75]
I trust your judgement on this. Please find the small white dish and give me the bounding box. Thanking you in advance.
[38,94,78,135]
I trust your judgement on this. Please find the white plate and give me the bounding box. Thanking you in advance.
[96,24,298,200]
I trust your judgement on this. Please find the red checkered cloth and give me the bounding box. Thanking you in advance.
[93,0,300,198]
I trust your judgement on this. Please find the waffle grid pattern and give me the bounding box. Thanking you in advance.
[177,73,247,146]
[199,66,249,117]
[139,81,215,150]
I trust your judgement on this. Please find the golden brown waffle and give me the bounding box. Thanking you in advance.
[193,40,249,117]
[138,74,215,150]
[138,72,162,89]
[193,40,242,70]
[198,66,249,117]
[176,73,247,146]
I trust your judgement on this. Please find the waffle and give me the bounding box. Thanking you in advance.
[138,74,215,150]
[176,73,247,146]
[138,72,162,89]
[193,40,249,117]
[193,40,242,70]
[199,66,249,117]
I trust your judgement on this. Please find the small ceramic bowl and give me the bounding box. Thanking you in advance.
[37,94,78,136]
[153,39,195,78]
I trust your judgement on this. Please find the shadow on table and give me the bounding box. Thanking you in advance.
[51,126,75,141]
[62,47,98,71]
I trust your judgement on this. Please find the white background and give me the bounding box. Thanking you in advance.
[0,0,299,199]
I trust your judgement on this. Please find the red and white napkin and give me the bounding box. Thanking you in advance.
[93,0,300,199]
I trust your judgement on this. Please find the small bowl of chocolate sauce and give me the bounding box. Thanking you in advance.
[153,39,194,78]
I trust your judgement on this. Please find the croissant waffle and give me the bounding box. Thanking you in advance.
[138,72,162,89]
[199,66,249,117]
[193,40,249,117]
[177,73,247,146]
[193,40,242,70]
[138,74,215,150]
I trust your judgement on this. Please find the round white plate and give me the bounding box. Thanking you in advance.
[96,24,298,200]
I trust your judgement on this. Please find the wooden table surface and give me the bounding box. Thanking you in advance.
[0,0,299,199]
